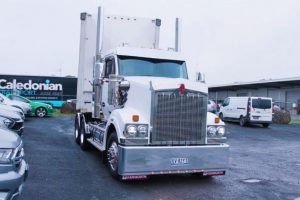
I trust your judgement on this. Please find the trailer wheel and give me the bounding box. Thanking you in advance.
[239,116,246,127]
[79,119,90,151]
[107,132,120,179]
[74,117,80,144]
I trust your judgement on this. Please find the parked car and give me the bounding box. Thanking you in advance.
[0,127,29,200]
[0,110,24,135]
[207,99,217,113]
[0,93,32,116]
[7,94,53,118]
[219,97,273,127]
[0,103,25,120]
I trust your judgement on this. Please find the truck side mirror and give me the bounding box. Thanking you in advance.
[196,72,205,83]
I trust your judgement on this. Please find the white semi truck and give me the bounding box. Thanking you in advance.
[75,7,229,180]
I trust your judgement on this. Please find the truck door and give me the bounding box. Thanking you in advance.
[101,57,116,119]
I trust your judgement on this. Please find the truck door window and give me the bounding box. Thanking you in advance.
[104,58,116,78]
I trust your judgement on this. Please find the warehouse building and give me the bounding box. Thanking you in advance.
[208,77,300,115]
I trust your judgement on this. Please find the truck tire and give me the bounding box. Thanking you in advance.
[239,116,246,127]
[262,123,270,128]
[107,132,120,179]
[74,117,80,145]
[79,119,90,151]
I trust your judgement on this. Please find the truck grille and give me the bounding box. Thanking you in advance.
[151,90,207,145]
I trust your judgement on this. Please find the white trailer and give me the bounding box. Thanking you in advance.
[75,7,229,180]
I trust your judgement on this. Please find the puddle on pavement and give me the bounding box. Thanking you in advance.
[242,178,262,183]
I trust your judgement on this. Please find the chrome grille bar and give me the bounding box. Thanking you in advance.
[151,90,207,145]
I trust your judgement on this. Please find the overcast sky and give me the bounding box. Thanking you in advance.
[0,0,299,85]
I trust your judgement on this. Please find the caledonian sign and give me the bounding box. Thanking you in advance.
[0,75,77,107]
[0,79,63,91]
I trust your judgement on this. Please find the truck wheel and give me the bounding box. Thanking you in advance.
[107,132,120,179]
[74,117,80,145]
[239,116,246,127]
[262,123,270,128]
[79,120,90,151]
[36,107,47,118]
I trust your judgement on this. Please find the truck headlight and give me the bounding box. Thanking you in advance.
[0,149,13,164]
[207,126,217,137]
[216,126,225,137]
[137,125,148,137]
[124,124,148,138]
[126,125,137,137]
[207,126,225,138]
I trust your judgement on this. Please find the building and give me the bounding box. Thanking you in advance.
[209,77,300,115]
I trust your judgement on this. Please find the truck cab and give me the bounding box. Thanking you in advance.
[75,7,229,180]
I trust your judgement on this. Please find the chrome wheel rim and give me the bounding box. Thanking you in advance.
[37,108,46,117]
[75,126,78,139]
[80,130,84,144]
[107,142,118,171]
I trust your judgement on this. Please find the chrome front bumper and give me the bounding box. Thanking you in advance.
[0,160,29,200]
[118,144,229,176]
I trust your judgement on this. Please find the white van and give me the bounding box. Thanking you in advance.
[219,97,273,127]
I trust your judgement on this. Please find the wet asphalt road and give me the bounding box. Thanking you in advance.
[20,116,300,200]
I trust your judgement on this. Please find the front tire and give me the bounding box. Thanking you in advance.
[35,107,47,118]
[239,116,246,127]
[107,132,120,179]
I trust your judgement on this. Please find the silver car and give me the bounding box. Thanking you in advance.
[0,104,25,120]
[0,94,32,116]
[0,128,29,200]
[0,110,24,136]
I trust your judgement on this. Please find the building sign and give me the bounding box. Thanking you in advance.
[0,75,77,107]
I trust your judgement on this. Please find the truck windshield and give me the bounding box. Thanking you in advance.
[252,99,272,109]
[118,56,188,79]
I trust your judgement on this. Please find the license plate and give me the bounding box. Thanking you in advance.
[170,158,189,166]
[253,116,259,119]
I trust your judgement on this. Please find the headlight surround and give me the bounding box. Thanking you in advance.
[207,126,217,137]
[216,126,225,137]
[207,126,225,138]
[3,118,14,128]
[124,124,148,138]
[126,125,137,137]
[0,149,13,164]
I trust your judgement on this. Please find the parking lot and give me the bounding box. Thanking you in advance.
[19,116,300,200]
